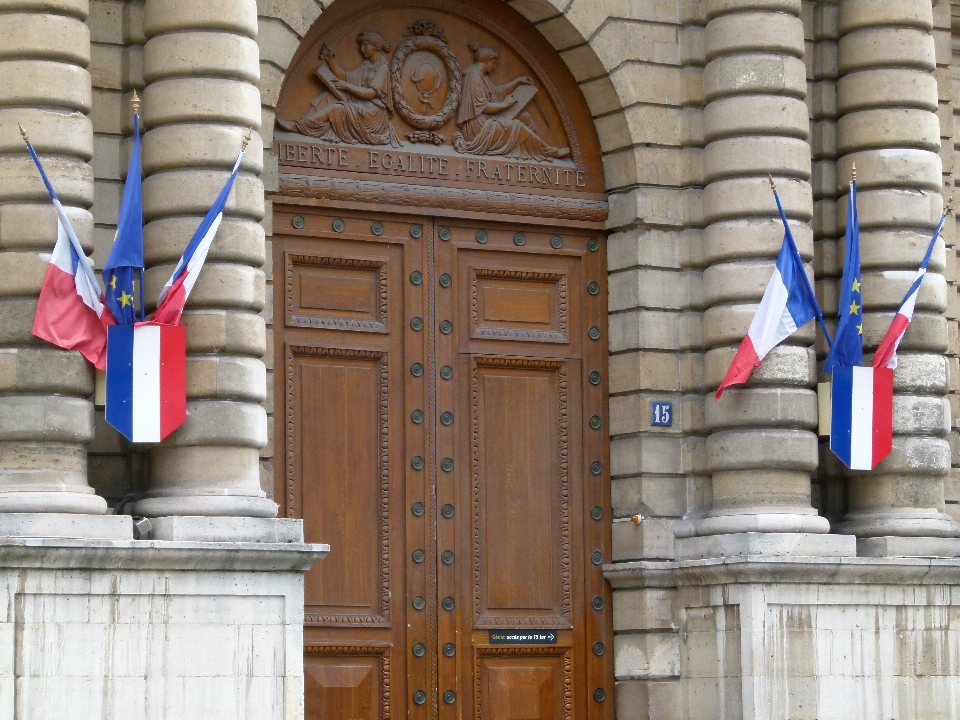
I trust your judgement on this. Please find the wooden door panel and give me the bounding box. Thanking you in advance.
[288,254,388,331]
[476,649,572,720]
[294,348,388,623]
[471,358,570,627]
[304,647,390,720]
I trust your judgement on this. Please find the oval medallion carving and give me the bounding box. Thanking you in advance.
[390,21,462,139]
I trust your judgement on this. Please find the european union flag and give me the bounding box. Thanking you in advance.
[103,110,143,325]
[824,177,862,372]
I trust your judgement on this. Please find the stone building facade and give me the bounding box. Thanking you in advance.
[2,0,960,718]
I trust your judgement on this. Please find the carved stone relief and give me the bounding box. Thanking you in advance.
[278,13,573,161]
[275,1,606,218]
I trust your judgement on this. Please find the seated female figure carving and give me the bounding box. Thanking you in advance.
[453,42,570,162]
[279,31,401,147]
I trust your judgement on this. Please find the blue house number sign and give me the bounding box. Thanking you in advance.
[651,401,673,427]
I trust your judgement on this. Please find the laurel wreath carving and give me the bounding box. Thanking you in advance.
[390,32,462,130]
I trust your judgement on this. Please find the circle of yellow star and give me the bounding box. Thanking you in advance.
[851,278,861,293]
[118,291,134,308]
[849,300,860,315]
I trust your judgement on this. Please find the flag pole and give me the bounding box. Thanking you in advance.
[768,174,833,349]
[131,89,145,323]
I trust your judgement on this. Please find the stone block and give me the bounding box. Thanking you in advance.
[610,351,681,393]
[185,355,266,402]
[0,156,93,208]
[703,54,806,102]
[0,395,93,442]
[149,516,302,543]
[163,400,266,448]
[837,107,940,154]
[144,214,265,266]
[837,68,938,114]
[856,536,960,558]
[145,32,259,84]
[122,0,145,44]
[703,177,813,224]
[703,95,809,143]
[142,77,261,128]
[703,136,811,183]
[837,28,934,75]
[142,170,263,221]
[704,12,804,62]
[614,632,681,679]
[706,387,818,431]
[0,347,92,395]
[707,428,817,472]
[0,107,92,160]
[615,680,682,720]
[608,309,680,353]
[676,531,856,559]
[0,513,131,540]
[181,309,266,356]
[838,0,933,35]
[143,124,263,175]
[89,43,122,90]
[704,217,813,265]
[841,187,942,231]
[612,475,688,518]
[0,60,91,113]
[613,588,679,632]
[144,0,258,39]
[89,0,124,44]
[0,13,90,66]
[836,148,941,192]
[506,0,561,24]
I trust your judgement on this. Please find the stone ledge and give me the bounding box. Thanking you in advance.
[148,515,304,543]
[0,536,329,572]
[605,553,960,588]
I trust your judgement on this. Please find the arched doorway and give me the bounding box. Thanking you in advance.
[271,1,610,716]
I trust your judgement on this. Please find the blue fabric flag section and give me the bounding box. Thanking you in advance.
[824,179,862,373]
[103,113,143,324]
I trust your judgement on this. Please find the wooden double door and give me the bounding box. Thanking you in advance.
[274,204,611,720]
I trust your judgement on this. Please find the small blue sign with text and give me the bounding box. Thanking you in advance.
[651,401,673,427]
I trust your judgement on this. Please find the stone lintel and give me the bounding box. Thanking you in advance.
[857,535,960,558]
[605,553,960,588]
[0,512,133,540]
[0,536,329,572]
[148,515,305,543]
[675,531,856,560]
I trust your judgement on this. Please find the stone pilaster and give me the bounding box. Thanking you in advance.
[0,1,107,517]
[834,0,960,556]
[134,0,276,520]
[679,0,853,558]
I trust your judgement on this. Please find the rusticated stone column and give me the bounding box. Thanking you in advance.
[677,0,853,558]
[134,0,276,520]
[0,0,114,523]
[834,0,960,556]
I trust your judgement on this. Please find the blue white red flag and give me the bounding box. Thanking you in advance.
[24,128,112,369]
[872,212,946,370]
[830,365,893,470]
[152,143,247,325]
[103,110,143,325]
[716,189,828,398]
[105,323,186,442]
[824,177,862,373]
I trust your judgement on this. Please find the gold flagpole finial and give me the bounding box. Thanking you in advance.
[131,89,140,116]
[768,173,777,194]
[242,128,253,149]
[851,162,856,182]
[17,122,29,145]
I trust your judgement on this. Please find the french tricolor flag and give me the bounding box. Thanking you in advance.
[830,365,893,470]
[716,190,825,399]
[872,213,945,371]
[105,323,186,442]
[152,142,247,325]
[24,130,113,370]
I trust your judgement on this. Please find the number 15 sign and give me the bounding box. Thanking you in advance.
[651,401,673,427]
